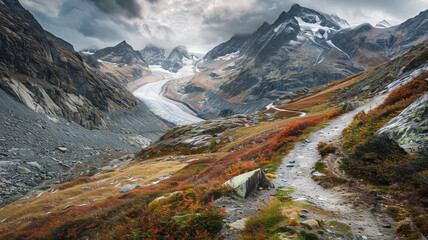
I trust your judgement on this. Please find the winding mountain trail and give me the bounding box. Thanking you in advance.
[272,94,399,239]
[266,103,307,117]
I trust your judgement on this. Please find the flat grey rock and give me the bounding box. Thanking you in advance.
[119,184,140,193]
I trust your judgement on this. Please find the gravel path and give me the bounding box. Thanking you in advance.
[273,94,400,239]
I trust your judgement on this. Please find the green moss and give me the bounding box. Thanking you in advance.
[328,221,352,237]
[386,205,408,221]
[299,230,319,240]
[376,186,390,195]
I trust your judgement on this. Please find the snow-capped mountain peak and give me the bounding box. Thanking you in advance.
[375,20,392,28]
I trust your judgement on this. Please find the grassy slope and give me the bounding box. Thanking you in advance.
[0,40,427,239]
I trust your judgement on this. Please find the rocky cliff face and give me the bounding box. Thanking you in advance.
[93,41,152,90]
[0,4,137,129]
[139,44,166,65]
[1,0,74,51]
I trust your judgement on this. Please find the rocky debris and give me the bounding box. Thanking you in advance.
[342,101,363,112]
[229,218,248,230]
[223,169,274,198]
[215,188,276,239]
[119,184,140,193]
[302,219,320,229]
[138,115,251,157]
[17,166,31,174]
[56,147,68,153]
[375,92,428,153]
[27,162,44,172]
[0,89,169,206]
[127,135,151,149]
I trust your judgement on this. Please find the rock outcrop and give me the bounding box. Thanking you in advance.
[223,168,274,198]
[137,115,251,157]
[342,101,363,112]
[375,92,428,153]
[119,184,140,193]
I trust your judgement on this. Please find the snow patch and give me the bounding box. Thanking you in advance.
[151,174,173,185]
[326,40,352,61]
[97,59,118,67]
[295,17,335,40]
[215,51,240,61]
[81,51,94,55]
[375,20,392,29]
[274,23,283,33]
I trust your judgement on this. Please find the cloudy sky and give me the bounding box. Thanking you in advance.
[21,0,428,53]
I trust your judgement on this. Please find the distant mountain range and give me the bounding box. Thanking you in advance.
[1,0,427,124]
[168,4,428,118]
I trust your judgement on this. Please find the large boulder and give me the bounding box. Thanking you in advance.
[342,101,363,112]
[223,168,274,198]
[375,93,428,153]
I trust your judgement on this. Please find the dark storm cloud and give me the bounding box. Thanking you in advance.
[20,0,428,53]
[86,0,142,19]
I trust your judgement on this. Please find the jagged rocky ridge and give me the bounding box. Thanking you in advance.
[92,41,151,89]
[1,0,74,51]
[0,4,139,129]
[139,44,166,65]
[162,46,193,73]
